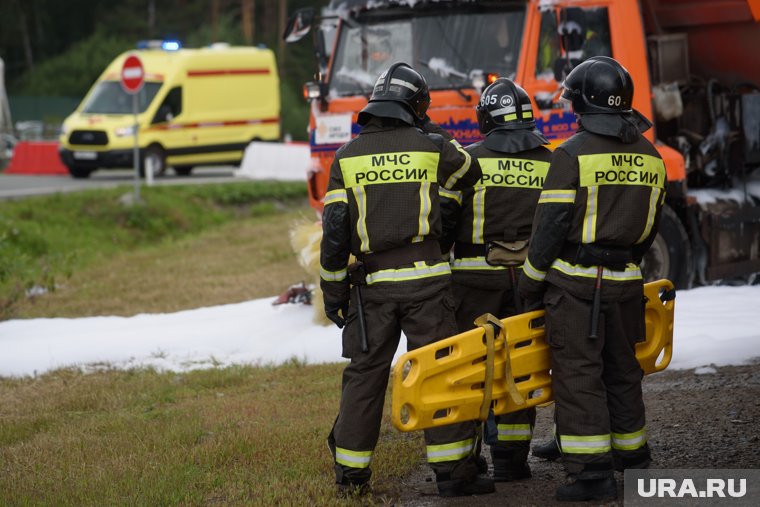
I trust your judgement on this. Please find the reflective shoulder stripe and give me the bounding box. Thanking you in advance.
[560,434,611,454]
[323,189,348,206]
[443,146,472,190]
[472,186,486,244]
[339,152,439,188]
[335,447,373,469]
[523,258,546,282]
[426,438,474,463]
[635,187,662,244]
[497,423,533,441]
[538,189,576,204]
[352,186,370,253]
[582,185,599,243]
[578,153,666,188]
[449,138,463,149]
[366,261,451,284]
[320,266,347,282]
[439,187,462,205]
[451,257,507,271]
[611,427,647,451]
[478,158,549,189]
[551,258,642,281]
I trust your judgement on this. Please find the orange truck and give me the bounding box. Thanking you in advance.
[284,0,760,289]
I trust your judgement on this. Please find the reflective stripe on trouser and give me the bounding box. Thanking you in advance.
[426,438,475,463]
[335,447,373,468]
[331,286,477,482]
[545,283,649,476]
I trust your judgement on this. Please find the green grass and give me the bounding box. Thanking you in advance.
[0,364,424,506]
[0,181,308,320]
[0,182,430,504]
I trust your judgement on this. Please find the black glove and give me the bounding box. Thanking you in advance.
[325,299,349,328]
[518,271,547,303]
[322,280,350,329]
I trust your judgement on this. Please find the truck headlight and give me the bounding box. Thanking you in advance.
[115,126,137,137]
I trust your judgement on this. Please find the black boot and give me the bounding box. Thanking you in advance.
[435,457,496,497]
[437,476,496,497]
[555,476,617,502]
[531,438,561,460]
[475,454,489,474]
[492,460,531,482]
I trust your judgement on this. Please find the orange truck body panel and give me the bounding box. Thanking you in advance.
[304,0,759,212]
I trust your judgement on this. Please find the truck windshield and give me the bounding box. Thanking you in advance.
[329,9,525,96]
[81,81,162,114]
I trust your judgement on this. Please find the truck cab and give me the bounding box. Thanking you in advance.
[287,0,760,289]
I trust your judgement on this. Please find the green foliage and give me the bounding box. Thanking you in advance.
[15,31,133,97]
[0,182,306,320]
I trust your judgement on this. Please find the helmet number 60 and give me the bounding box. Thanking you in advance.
[608,95,622,107]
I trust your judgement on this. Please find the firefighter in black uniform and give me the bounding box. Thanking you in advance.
[519,56,665,501]
[320,62,494,498]
[440,78,551,482]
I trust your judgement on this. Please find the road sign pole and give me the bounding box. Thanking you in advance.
[132,93,140,201]
[121,53,145,203]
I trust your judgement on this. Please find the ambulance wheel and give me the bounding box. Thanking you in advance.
[641,204,693,289]
[140,145,166,178]
[67,165,92,179]
[174,165,193,176]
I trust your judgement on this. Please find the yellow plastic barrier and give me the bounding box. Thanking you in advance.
[391,279,675,432]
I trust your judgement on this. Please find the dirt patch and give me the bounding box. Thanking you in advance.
[393,361,760,506]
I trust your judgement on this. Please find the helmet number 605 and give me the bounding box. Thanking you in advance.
[608,95,622,107]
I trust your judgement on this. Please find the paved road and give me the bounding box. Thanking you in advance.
[0,167,251,200]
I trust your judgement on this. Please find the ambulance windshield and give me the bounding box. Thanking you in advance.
[81,81,162,114]
[329,9,525,96]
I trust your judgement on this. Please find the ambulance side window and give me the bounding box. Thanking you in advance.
[536,7,612,82]
[152,86,182,124]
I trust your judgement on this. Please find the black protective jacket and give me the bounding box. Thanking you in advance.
[320,117,481,306]
[520,115,666,301]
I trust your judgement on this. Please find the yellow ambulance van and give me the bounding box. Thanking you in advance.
[59,41,280,178]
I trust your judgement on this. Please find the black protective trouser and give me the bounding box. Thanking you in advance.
[544,283,651,478]
[452,278,536,465]
[329,285,478,485]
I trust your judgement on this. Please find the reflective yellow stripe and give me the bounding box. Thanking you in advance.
[560,434,611,454]
[582,185,598,243]
[611,427,647,451]
[443,146,472,190]
[416,181,432,241]
[503,113,518,121]
[478,158,549,189]
[636,187,662,244]
[451,257,508,271]
[538,189,576,204]
[449,138,463,149]
[523,258,546,282]
[551,258,643,281]
[497,423,533,441]
[335,447,373,469]
[339,152,439,188]
[578,153,666,188]
[366,261,450,284]
[522,110,533,119]
[323,189,348,206]
[426,438,474,463]
[472,186,486,244]
[352,186,370,253]
[320,266,347,282]
[439,187,462,205]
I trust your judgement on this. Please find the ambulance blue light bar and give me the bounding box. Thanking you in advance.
[136,39,182,51]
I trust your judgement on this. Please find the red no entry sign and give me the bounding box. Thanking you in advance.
[121,54,145,94]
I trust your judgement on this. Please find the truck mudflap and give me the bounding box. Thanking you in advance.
[391,279,675,432]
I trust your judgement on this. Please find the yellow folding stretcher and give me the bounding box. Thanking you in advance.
[391,279,675,432]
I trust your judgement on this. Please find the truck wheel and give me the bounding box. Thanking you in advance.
[67,165,92,179]
[641,204,693,289]
[174,165,193,176]
[140,146,166,178]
